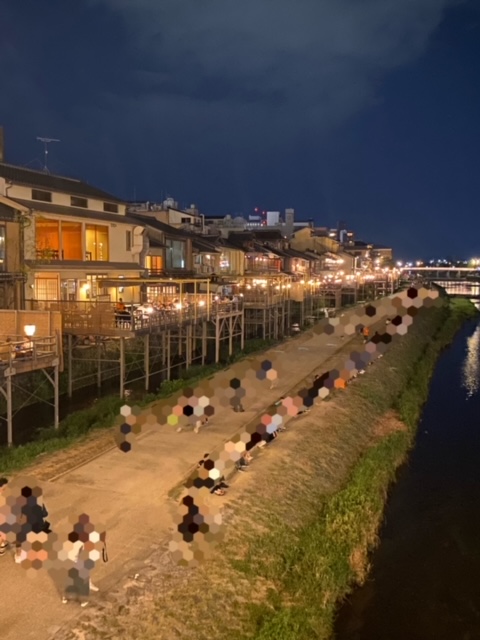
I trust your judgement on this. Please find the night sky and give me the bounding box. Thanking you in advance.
[1,0,479,260]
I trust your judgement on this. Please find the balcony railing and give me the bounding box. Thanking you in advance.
[0,334,59,371]
[26,300,243,335]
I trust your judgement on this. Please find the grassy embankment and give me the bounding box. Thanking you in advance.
[0,337,276,475]
[89,297,477,640]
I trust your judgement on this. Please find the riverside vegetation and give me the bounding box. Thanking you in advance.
[0,337,276,474]
[74,296,478,640]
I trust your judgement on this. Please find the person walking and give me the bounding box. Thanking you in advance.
[0,477,9,557]
[14,486,51,563]
[61,516,107,606]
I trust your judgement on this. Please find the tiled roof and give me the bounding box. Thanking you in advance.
[192,237,221,253]
[129,214,192,239]
[8,198,141,226]
[0,163,123,202]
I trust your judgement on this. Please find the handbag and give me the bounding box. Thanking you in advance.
[41,503,52,534]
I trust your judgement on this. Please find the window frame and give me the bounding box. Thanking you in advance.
[70,196,88,209]
[31,189,52,203]
[104,202,119,213]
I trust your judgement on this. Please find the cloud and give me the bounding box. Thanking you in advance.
[88,0,454,125]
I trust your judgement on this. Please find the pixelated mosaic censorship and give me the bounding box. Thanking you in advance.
[0,479,106,598]
[112,286,440,566]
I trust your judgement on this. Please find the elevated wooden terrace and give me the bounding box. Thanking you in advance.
[0,325,62,447]
[27,299,243,337]
[0,334,61,375]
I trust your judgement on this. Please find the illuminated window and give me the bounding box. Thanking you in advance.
[36,218,60,259]
[145,255,163,273]
[61,221,82,260]
[34,276,59,300]
[85,224,109,261]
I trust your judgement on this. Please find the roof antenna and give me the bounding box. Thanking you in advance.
[36,137,60,174]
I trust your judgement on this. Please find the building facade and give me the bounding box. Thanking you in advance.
[0,163,145,305]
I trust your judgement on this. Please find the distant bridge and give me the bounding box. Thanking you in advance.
[402,266,480,273]
[401,266,480,281]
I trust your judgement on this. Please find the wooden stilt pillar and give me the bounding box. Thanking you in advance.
[228,315,233,356]
[166,330,171,380]
[67,333,73,398]
[186,324,192,368]
[144,333,150,391]
[201,321,207,365]
[240,311,245,351]
[97,337,102,389]
[54,363,59,429]
[215,318,220,363]
[119,336,125,398]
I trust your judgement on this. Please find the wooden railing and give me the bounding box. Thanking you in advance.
[26,300,243,335]
[0,335,59,370]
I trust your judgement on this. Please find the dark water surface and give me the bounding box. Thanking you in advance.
[335,316,480,640]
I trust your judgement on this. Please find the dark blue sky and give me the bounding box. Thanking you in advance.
[1,0,479,260]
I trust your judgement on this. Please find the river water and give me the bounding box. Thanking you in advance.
[335,310,480,640]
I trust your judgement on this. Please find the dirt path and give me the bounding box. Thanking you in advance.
[0,305,389,640]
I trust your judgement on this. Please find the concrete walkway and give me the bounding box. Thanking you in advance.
[0,306,386,640]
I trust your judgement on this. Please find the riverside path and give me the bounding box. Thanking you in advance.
[0,304,390,640]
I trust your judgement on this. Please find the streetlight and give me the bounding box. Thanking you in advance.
[24,325,36,337]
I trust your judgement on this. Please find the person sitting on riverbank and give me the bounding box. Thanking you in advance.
[197,453,210,469]
[210,476,229,496]
[194,417,209,434]
[237,451,252,471]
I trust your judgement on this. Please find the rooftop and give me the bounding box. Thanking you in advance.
[0,162,123,202]
[6,198,141,226]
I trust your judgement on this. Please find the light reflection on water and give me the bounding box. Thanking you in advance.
[462,322,480,398]
[435,281,480,298]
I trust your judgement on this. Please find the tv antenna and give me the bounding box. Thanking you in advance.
[36,137,60,174]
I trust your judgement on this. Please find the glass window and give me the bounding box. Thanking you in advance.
[85,224,109,261]
[71,196,88,208]
[126,230,132,251]
[36,218,60,259]
[165,239,185,269]
[32,189,52,202]
[145,255,163,273]
[104,202,119,213]
[61,221,82,260]
[34,276,59,300]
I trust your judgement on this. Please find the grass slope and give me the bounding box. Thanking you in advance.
[86,298,478,640]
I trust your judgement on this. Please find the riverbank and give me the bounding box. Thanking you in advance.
[0,337,275,475]
[52,296,476,640]
[335,306,480,638]
[1,302,370,640]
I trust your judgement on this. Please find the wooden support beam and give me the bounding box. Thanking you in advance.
[119,336,125,398]
[67,333,73,398]
[144,333,150,391]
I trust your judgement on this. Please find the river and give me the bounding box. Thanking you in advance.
[335,307,480,640]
